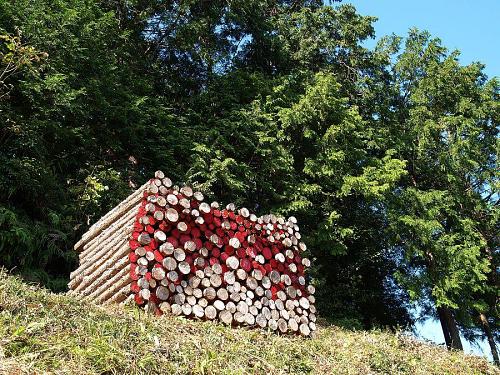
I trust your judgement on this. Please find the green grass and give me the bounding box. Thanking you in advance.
[0,270,497,375]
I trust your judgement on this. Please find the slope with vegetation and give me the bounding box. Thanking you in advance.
[0,270,497,374]
[0,0,498,361]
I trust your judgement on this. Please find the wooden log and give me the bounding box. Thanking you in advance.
[105,284,132,305]
[173,248,186,261]
[163,257,177,271]
[226,256,239,270]
[288,319,298,332]
[76,223,131,276]
[299,323,310,336]
[74,181,148,251]
[228,237,240,248]
[299,297,310,309]
[274,253,285,263]
[184,285,193,296]
[137,232,151,245]
[156,286,170,301]
[230,291,241,303]
[269,270,280,284]
[268,319,278,331]
[281,274,291,286]
[261,276,271,289]
[139,289,151,301]
[223,271,236,285]
[204,305,217,320]
[178,261,191,274]
[154,230,167,242]
[277,318,288,333]
[182,304,192,316]
[184,240,196,252]
[216,288,229,301]
[249,305,258,316]
[256,314,267,328]
[277,291,286,301]
[213,300,225,311]
[159,241,175,255]
[80,207,137,257]
[158,302,171,314]
[264,289,272,300]
[189,276,201,289]
[201,277,210,288]
[219,310,233,325]
[177,221,188,232]
[71,238,129,291]
[236,269,247,281]
[174,293,186,305]
[192,304,204,318]
[171,304,182,315]
[166,208,179,222]
[210,274,222,287]
[193,288,202,299]
[82,260,130,299]
[237,301,249,315]
[96,273,132,303]
[203,266,214,277]
[275,300,284,311]
[245,313,255,325]
[246,290,255,300]
[271,309,279,321]
[199,202,211,214]
[251,269,263,281]
[233,282,241,293]
[177,195,189,207]
[246,277,258,290]
[234,312,245,323]
[262,307,271,320]
[212,263,222,275]
[280,309,290,321]
[203,287,217,301]
[167,194,178,205]
[77,248,130,290]
[180,186,193,197]
[162,177,172,187]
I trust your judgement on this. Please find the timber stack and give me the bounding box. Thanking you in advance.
[69,171,317,336]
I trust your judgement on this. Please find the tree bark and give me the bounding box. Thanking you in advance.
[437,306,463,350]
[437,306,452,348]
[479,312,499,365]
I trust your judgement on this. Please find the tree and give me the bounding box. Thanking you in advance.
[375,30,498,352]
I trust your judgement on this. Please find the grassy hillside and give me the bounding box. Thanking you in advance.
[0,270,497,375]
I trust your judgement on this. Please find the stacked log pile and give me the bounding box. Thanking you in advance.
[68,180,151,305]
[69,171,317,336]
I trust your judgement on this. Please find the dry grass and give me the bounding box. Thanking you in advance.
[0,269,497,375]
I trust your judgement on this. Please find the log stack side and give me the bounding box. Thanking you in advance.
[68,181,151,305]
[69,171,317,336]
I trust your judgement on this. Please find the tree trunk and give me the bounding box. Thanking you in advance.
[437,306,452,348]
[479,312,499,365]
[437,306,463,350]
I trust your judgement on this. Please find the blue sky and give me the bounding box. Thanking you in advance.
[341,0,499,361]
[344,0,499,78]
